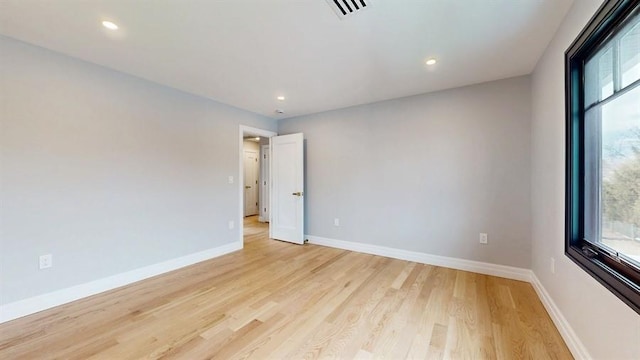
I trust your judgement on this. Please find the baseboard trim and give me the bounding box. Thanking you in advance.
[306,234,590,360]
[0,241,243,324]
[530,273,591,360]
[306,235,531,282]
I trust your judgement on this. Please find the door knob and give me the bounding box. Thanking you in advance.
[245,186,251,189]
[292,192,303,196]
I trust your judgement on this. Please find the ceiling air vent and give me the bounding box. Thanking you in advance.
[325,0,371,19]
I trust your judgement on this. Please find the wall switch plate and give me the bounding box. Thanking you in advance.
[228,176,234,184]
[228,220,235,230]
[39,254,52,269]
[334,218,340,226]
[550,257,556,274]
[479,233,488,244]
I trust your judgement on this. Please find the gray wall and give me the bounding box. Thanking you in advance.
[0,37,277,304]
[531,1,640,358]
[279,76,532,268]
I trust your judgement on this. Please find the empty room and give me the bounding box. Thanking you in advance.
[1,0,639,359]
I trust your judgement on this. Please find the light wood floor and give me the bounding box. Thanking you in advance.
[0,216,572,359]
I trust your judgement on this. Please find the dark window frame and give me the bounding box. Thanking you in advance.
[565,0,640,314]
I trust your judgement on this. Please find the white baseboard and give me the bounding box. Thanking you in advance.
[306,234,590,360]
[306,235,531,282]
[0,241,243,324]
[530,274,591,360]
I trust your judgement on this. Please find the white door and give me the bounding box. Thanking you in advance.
[243,149,259,216]
[270,133,304,244]
[259,145,270,222]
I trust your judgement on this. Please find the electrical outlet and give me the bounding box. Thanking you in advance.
[550,257,556,274]
[228,176,234,184]
[228,220,235,230]
[479,233,488,244]
[39,254,52,269]
[334,218,340,226]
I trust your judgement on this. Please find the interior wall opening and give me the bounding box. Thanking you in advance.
[239,126,277,244]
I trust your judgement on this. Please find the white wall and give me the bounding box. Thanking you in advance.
[531,1,640,359]
[243,139,260,153]
[279,76,532,268]
[0,37,277,305]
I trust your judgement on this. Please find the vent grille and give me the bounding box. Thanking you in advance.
[325,0,370,19]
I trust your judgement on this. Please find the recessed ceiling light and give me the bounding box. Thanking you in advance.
[255,137,260,141]
[277,96,286,101]
[102,21,118,30]
[425,58,437,66]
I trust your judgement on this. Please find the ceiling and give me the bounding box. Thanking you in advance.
[0,0,574,119]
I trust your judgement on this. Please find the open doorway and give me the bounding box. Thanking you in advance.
[242,137,261,218]
[239,125,277,245]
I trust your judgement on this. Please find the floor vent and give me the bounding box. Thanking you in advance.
[325,0,371,19]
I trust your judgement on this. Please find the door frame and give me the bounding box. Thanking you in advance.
[238,125,277,245]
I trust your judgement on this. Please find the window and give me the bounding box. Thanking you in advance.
[566,0,640,314]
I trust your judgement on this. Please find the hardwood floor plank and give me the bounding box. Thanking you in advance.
[0,216,573,359]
